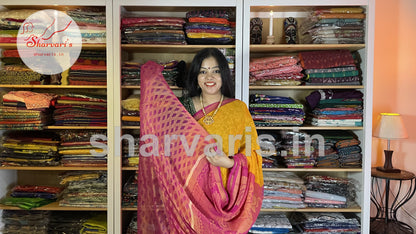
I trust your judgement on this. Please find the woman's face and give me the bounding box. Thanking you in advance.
[197,56,222,97]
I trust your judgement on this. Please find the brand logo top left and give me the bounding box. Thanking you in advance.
[17,9,82,75]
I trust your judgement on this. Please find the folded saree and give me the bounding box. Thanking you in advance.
[138,61,263,233]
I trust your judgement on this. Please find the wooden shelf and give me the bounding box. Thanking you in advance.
[122,167,138,171]
[121,44,235,53]
[263,168,362,172]
[0,85,106,89]
[0,43,106,50]
[0,202,107,211]
[0,166,107,171]
[255,126,363,130]
[250,85,364,90]
[260,206,361,213]
[45,126,107,130]
[121,126,140,130]
[250,44,365,53]
[122,85,182,90]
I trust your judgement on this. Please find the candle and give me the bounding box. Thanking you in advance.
[269,10,273,36]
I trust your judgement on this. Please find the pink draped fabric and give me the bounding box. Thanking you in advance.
[138,61,263,233]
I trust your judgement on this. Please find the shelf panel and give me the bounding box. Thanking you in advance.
[0,43,106,50]
[121,44,235,53]
[0,166,107,171]
[122,85,182,90]
[263,168,362,172]
[256,126,363,130]
[123,167,138,171]
[0,85,106,89]
[0,202,107,211]
[250,44,365,53]
[250,85,364,90]
[122,126,140,130]
[45,126,107,130]
[260,206,361,213]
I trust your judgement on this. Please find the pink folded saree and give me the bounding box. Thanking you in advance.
[138,61,263,233]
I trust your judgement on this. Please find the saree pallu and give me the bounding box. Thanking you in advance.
[139,61,263,233]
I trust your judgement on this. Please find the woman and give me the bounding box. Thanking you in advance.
[138,48,263,234]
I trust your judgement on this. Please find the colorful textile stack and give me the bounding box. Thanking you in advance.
[299,50,361,85]
[0,9,37,43]
[67,50,107,86]
[59,171,107,208]
[305,89,363,126]
[125,215,138,234]
[122,174,138,207]
[0,50,44,85]
[53,93,107,126]
[0,130,60,167]
[48,211,93,233]
[304,175,355,208]
[1,210,50,233]
[249,55,304,86]
[335,137,362,168]
[277,130,316,168]
[262,171,306,209]
[121,17,186,44]
[218,48,235,80]
[121,60,186,86]
[291,212,361,233]
[80,213,107,234]
[122,133,139,167]
[58,130,107,167]
[0,91,56,130]
[0,185,61,210]
[299,7,366,44]
[121,94,140,126]
[249,94,305,127]
[67,8,106,44]
[185,9,234,45]
[250,213,292,234]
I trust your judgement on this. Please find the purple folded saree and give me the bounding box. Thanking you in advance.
[138,61,263,233]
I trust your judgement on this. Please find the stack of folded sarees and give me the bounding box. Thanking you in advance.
[277,130,316,168]
[67,50,107,86]
[291,212,361,233]
[250,213,292,234]
[0,9,37,43]
[185,9,234,45]
[299,7,366,44]
[121,17,186,45]
[66,8,106,44]
[0,185,62,210]
[1,210,50,233]
[249,55,304,86]
[0,50,43,85]
[121,94,140,127]
[122,133,139,167]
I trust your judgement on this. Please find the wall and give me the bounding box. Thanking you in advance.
[373,0,416,229]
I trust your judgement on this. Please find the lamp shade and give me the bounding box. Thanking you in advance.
[373,113,408,139]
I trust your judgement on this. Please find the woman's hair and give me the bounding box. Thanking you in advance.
[184,48,234,98]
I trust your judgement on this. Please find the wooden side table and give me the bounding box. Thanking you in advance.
[370,167,416,234]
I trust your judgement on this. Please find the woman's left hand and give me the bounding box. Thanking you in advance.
[206,149,234,168]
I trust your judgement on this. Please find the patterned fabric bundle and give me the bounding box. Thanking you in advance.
[250,213,292,233]
[291,212,361,233]
[249,55,304,86]
[121,17,186,44]
[0,130,60,167]
[1,210,50,233]
[67,50,107,86]
[126,215,138,234]
[122,174,138,207]
[67,8,106,44]
[299,50,362,85]
[122,133,139,167]
[58,130,107,167]
[53,93,107,126]
[249,94,305,126]
[185,9,235,44]
[0,185,60,210]
[0,50,44,85]
[0,10,38,43]
[305,89,363,126]
[121,60,186,86]
[59,171,107,208]
[276,130,316,168]
[261,171,306,209]
[48,211,93,233]
[304,175,357,208]
[299,7,366,44]
[80,213,107,234]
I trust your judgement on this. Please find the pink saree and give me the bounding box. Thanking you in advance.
[138,61,263,233]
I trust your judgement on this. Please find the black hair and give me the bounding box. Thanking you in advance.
[184,48,234,98]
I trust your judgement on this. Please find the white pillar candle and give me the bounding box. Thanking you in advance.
[269,10,273,36]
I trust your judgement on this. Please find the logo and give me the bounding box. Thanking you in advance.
[17,9,82,75]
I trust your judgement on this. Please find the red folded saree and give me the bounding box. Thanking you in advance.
[138,61,263,233]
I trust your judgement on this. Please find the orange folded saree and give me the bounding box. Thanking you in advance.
[138,61,263,233]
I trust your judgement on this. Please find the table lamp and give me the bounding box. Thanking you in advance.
[373,113,408,173]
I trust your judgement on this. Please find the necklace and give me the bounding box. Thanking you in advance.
[200,94,224,125]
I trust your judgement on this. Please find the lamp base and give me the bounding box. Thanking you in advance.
[376,166,401,173]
